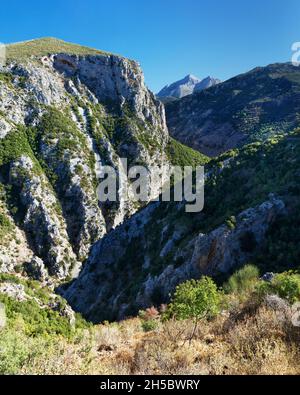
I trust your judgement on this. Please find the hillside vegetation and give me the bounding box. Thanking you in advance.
[165,63,300,156]
[1,268,300,374]
[5,37,109,61]
[64,129,300,323]
[0,38,299,375]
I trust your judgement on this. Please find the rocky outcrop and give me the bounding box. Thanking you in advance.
[189,196,286,275]
[0,196,34,274]
[0,276,76,326]
[24,256,49,282]
[64,195,286,322]
[0,282,27,301]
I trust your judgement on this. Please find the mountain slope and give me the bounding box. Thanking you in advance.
[157,74,220,100]
[65,129,300,322]
[0,37,181,280]
[165,63,300,156]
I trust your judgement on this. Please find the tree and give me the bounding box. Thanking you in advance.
[166,277,221,342]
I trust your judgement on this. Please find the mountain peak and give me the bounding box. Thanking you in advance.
[157,74,221,99]
[185,74,200,81]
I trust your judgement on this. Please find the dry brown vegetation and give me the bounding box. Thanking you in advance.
[5,300,299,375]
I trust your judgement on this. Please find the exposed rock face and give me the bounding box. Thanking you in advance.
[0,118,12,139]
[189,196,286,275]
[0,191,34,274]
[0,38,170,279]
[157,74,221,100]
[64,195,286,322]
[11,62,69,106]
[53,54,168,132]
[24,256,49,282]
[165,63,300,156]
[0,282,27,301]
[0,77,29,125]
[9,156,77,278]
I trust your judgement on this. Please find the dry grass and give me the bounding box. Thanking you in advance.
[5,38,110,62]
[3,301,300,375]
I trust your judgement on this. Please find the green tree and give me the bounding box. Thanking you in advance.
[166,277,221,342]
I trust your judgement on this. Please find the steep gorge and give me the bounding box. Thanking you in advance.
[0,38,172,279]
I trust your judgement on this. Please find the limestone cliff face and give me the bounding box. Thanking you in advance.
[53,53,168,134]
[64,195,286,322]
[0,39,170,279]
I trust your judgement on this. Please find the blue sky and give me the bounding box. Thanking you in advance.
[1,0,299,92]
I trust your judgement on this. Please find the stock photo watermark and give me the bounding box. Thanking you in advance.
[291,42,300,66]
[96,160,205,213]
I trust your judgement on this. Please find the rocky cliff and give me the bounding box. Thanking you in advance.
[64,194,286,322]
[0,38,171,279]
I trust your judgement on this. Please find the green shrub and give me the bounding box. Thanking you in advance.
[0,72,13,85]
[0,213,11,229]
[0,126,35,167]
[165,277,221,342]
[257,271,300,304]
[0,212,12,237]
[224,264,260,298]
[0,294,72,338]
[141,319,158,332]
[225,215,237,230]
[0,324,30,374]
[166,277,221,321]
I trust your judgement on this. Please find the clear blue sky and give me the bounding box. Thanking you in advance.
[1,0,299,92]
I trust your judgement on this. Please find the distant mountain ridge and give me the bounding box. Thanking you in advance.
[164,62,300,156]
[157,74,221,100]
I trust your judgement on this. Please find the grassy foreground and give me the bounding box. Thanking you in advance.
[1,268,300,375]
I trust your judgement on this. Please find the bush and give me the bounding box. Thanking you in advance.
[226,215,237,230]
[139,307,159,332]
[141,319,158,333]
[224,264,260,298]
[257,271,300,304]
[0,323,30,374]
[166,277,221,321]
[0,294,73,338]
[0,212,12,237]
